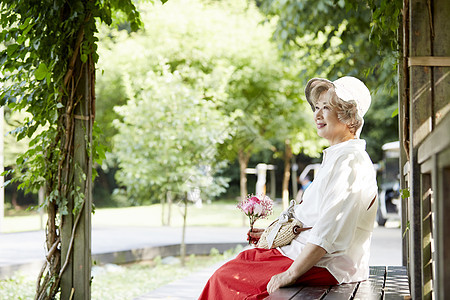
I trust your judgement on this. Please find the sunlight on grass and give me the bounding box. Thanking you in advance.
[0,272,35,300]
[1,213,47,233]
[0,247,242,300]
[92,201,283,228]
[1,201,284,233]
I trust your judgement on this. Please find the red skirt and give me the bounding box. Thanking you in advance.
[198,248,338,300]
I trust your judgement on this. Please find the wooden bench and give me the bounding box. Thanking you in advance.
[266,266,411,299]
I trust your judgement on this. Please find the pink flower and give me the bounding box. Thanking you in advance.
[237,193,273,228]
[237,194,273,245]
[250,196,261,204]
[241,202,253,214]
[252,203,263,216]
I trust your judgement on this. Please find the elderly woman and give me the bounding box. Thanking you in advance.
[199,76,378,299]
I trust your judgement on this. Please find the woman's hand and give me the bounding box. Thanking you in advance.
[267,270,297,294]
[267,243,327,294]
[247,228,264,245]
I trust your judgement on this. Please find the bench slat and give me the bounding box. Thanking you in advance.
[292,286,331,299]
[265,286,304,299]
[353,266,386,300]
[383,266,410,299]
[323,282,359,300]
[264,266,410,300]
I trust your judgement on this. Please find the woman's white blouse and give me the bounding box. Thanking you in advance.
[278,139,378,284]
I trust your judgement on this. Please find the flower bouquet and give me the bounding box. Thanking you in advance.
[237,194,273,244]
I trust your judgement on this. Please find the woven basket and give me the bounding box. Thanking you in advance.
[256,218,305,249]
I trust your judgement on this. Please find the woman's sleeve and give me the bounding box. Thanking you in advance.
[306,153,374,254]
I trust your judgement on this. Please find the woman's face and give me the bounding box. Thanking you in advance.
[314,92,353,146]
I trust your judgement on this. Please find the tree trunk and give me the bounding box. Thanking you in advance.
[162,191,173,226]
[167,191,172,226]
[238,149,250,226]
[161,193,166,226]
[282,140,293,210]
[238,149,250,201]
[11,187,18,209]
[180,193,188,267]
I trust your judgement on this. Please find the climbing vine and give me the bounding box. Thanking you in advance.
[0,0,145,299]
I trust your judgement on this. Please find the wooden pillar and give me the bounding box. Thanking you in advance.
[431,1,450,298]
[418,116,450,300]
[408,0,434,297]
[437,160,450,300]
[60,55,93,299]
[398,5,409,266]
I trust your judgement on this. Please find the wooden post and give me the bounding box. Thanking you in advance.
[291,156,298,198]
[270,168,276,202]
[398,0,409,267]
[60,55,93,300]
[282,140,292,210]
[408,0,433,297]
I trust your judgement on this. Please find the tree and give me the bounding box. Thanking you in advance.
[258,0,402,161]
[96,0,323,207]
[113,69,229,263]
[0,0,146,298]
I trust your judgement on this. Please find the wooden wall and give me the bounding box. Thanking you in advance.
[400,0,450,299]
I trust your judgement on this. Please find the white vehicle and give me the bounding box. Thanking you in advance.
[376,141,401,226]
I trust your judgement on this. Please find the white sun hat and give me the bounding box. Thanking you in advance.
[304,76,372,120]
[304,76,372,137]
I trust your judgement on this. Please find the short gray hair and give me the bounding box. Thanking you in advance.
[309,81,362,135]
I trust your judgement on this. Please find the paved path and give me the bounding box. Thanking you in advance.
[0,226,248,277]
[135,224,403,299]
[0,223,402,299]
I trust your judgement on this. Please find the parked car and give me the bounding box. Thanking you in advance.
[376,141,401,226]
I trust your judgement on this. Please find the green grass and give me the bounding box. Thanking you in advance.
[1,201,283,298]
[2,201,284,232]
[0,247,242,300]
[0,272,35,300]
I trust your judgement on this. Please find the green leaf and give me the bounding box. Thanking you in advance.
[391,107,398,118]
[1,170,12,176]
[400,188,410,199]
[6,44,19,56]
[35,63,48,80]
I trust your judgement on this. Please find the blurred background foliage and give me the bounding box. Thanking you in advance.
[3,0,399,209]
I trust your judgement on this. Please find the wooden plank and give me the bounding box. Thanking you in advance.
[265,286,303,299]
[418,114,450,163]
[60,60,93,300]
[408,56,450,66]
[60,189,74,297]
[322,282,358,300]
[408,1,433,299]
[292,286,330,299]
[72,64,92,300]
[353,266,385,300]
[432,0,450,127]
[436,147,450,300]
[384,266,411,299]
[423,0,450,294]
[409,0,432,147]
[421,174,433,300]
